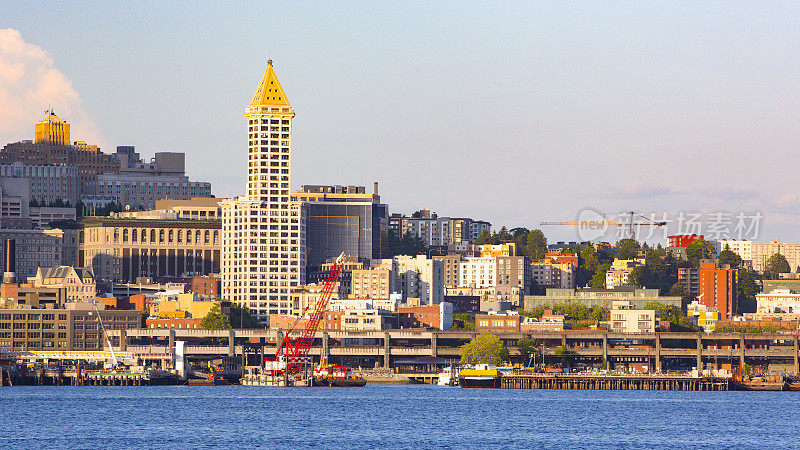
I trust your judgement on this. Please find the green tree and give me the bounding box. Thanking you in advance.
[717,245,742,269]
[460,334,509,365]
[475,229,492,245]
[229,304,262,328]
[626,265,655,288]
[494,226,513,244]
[554,344,576,368]
[668,283,693,305]
[644,301,699,331]
[525,229,548,260]
[764,253,791,277]
[516,336,539,365]
[737,268,760,314]
[589,262,611,288]
[452,313,475,331]
[685,239,713,267]
[200,304,231,329]
[615,238,641,260]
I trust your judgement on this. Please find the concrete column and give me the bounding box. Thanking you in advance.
[168,329,175,357]
[119,329,127,352]
[655,333,662,373]
[322,332,329,364]
[794,334,799,375]
[739,334,746,372]
[228,329,235,357]
[602,333,608,366]
[384,332,390,369]
[561,334,567,348]
[431,332,438,357]
[696,333,702,370]
[276,331,284,357]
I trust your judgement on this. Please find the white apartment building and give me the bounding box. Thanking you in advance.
[713,240,753,262]
[459,257,496,289]
[221,61,306,321]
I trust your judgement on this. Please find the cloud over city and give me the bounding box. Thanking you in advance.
[0,28,105,147]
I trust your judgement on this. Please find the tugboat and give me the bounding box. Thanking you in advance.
[458,363,501,388]
[437,365,459,386]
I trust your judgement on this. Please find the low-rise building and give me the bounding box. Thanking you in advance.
[687,300,720,332]
[397,302,453,330]
[341,309,394,331]
[605,259,644,289]
[756,289,800,314]
[146,317,202,330]
[0,304,141,351]
[520,310,565,332]
[609,301,658,333]
[475,311,520,332]
[524,287,682,311]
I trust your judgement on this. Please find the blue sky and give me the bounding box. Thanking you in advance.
[2,1,800,243]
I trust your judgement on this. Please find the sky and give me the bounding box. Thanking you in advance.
[2,1,800,244]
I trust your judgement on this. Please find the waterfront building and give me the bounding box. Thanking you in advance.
[341,309,395,331]
[80,215,221,282]
[678,261,737,320]
[524,287,682,311]
[0,303,142,351]
[290,283,341,316]
[609,301,658,333]
[221,61,305,321]
[149,293,218,319]
[292,184,388,266]
[29,266,96,301]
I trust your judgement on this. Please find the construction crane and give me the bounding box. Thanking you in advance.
[541,211,667,241]
[271,252,344,373]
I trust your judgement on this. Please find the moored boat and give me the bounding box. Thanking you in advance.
[458,364,501,388]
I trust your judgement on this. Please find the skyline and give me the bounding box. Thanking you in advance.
[2,2,800,243]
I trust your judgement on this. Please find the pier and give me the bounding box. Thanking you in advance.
[501,373,730,391]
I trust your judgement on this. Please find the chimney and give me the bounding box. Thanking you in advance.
[3,239,15,284]
[373,181,379,196]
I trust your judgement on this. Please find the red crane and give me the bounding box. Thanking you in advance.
[273,253,343,373]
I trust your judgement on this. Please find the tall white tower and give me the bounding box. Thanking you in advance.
[221,60,305,321]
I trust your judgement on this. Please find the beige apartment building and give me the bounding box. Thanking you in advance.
[350,268,396,299]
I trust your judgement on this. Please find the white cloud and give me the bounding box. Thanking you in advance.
[0,28,105,148]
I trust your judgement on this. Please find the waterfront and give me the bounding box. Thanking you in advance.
[3,385,800,448]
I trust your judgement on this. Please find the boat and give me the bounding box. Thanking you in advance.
[458,363,501,388]
[733,374,786,391]
[437,366,459,386]
[312,364,366,387]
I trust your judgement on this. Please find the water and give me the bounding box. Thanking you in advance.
[2,385,798,449]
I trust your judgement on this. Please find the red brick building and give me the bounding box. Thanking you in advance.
[147,317,202,329]
[191,274,220,298]
[668,234,704,248]
[398,305,443,329]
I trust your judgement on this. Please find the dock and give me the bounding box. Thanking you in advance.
[501,373,730,391]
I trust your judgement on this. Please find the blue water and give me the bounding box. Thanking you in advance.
[2,385,798,448]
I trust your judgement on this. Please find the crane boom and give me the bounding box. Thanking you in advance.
[276,252,344,373]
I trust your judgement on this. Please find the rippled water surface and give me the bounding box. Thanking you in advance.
[2,385,799,448]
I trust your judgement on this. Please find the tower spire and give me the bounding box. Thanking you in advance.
[249,60,291,107]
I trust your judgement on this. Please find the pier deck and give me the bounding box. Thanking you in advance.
[501,373,730,391]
